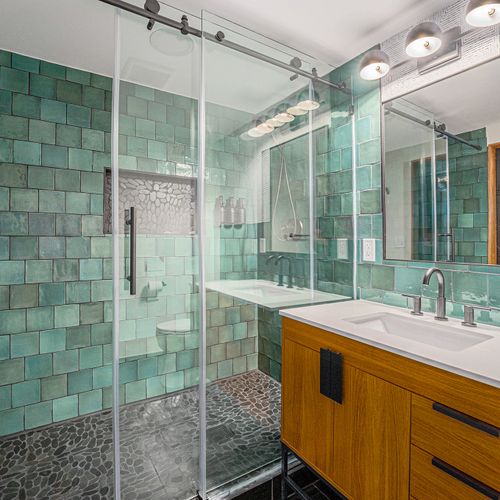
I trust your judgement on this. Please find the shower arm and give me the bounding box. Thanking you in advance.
[98,0,350,94]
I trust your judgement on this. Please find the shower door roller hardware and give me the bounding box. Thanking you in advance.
[319,349,343,404]
[125,207,137,295]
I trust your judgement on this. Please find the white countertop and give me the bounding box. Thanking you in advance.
[280,300,500,388]
[206,279,351,310]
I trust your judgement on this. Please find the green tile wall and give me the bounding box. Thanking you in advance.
[0,50,258,437]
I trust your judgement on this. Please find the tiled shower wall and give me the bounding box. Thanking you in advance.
[257,76,356,381]
[0,49,257,437]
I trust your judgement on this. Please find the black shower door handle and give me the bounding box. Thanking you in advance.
[126,207,137,295]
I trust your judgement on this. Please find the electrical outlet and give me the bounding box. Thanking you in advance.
[337,238,348,260]
[259,238,266,253]
[363,238,376,262]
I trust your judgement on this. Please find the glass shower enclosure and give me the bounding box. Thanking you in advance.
[0,2,354,499]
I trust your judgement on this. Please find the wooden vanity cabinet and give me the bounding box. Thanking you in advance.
[281,317,500,500]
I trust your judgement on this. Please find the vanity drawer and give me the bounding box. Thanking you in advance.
[410,446,499,500]
[411,394,500,490]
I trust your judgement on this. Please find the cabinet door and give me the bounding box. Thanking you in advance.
[281,338,336,485]
[333,364,411,500]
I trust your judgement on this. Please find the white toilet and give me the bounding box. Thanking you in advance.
[156,317,192,335]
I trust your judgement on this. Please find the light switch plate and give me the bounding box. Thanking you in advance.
[259,238,266,253]
[363,238,376,262]
[337,238,348,260]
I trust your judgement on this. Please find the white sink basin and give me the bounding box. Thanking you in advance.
[347,312,493,352]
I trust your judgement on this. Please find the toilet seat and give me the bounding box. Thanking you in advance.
[156,318,192,334]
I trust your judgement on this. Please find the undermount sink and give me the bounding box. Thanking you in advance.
[346,312,493,351]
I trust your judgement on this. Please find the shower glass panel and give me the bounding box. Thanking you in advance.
[200,11,348,496]
[112,6,201,499]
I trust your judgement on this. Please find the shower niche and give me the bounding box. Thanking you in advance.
[104,168,197,235]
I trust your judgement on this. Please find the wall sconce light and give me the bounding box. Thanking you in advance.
[359,49,391,80]
[466,0,500,26]
[405,22,443,58]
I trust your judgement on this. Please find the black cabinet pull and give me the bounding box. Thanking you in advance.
[125,207,137,295]
[432,402,499,437]
[431,457,499,499]
[319,349,342,404]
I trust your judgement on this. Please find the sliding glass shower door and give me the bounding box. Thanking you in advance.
[112,6,202,499]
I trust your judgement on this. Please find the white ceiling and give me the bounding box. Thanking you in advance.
[0,0,456,113]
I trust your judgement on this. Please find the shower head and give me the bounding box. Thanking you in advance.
[145,0,161,30]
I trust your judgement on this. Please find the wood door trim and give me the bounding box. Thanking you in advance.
[488,142,499,264]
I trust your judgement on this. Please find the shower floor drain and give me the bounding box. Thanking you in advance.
[207,424,236,443]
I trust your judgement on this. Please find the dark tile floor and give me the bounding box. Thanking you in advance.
[0,370,281,500]
[234,467,344,500]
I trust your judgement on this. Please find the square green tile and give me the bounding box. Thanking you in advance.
[68,368,93,394]
[27,306,54,331]
[0,358,24,385]
[12,379,40,407]
[30,74,56,99]
[68,148,92,171]
[39,190,65,213]
[54,304,80,328]
[67,104,90,128]
[10,284,38,308]
[40,99,66,124]
[10,236,38,259]
[0,308,26,334]
[56,124,81,148]
[79,389,102,414]
[52,394,78,421]
[0,67,29,93]
[29,119,56,144]
[40,328,66,353]
[41,144,68,169]
[0,115,28,140]
[13,94,40,119]
[13,140,41,165]
[25,353,53,380]
[25,259,52,283]
[39,282,65,306]
[10,188,38,211]
[25,401,52,429]
[53,349,78,375]
[28,166,54,190]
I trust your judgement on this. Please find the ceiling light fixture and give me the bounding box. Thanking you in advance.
[266,117,285,127]
[405,22,442,58]
[247,127,265,138]
[287,106,308,116]
[275,112,295,123]
[359,49,391,80]
[296,99,320,111]
[256,122,274,134]
[466,0,500,26]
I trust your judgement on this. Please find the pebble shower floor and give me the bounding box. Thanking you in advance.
[0,370,281,500]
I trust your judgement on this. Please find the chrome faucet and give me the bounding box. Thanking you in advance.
[266,254,284,287]
[422,267,447,321]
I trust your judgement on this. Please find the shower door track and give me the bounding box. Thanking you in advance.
[98,0,350,94]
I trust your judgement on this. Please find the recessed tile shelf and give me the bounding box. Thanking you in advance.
[103,168,197,235]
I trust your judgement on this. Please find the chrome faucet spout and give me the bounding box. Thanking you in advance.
[422,267,447,321]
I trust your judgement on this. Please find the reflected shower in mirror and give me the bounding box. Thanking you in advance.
[383,56,500,265]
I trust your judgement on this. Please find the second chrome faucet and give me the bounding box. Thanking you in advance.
[422,267,447,321]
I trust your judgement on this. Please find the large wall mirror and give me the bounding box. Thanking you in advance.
[382,57,500,265]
